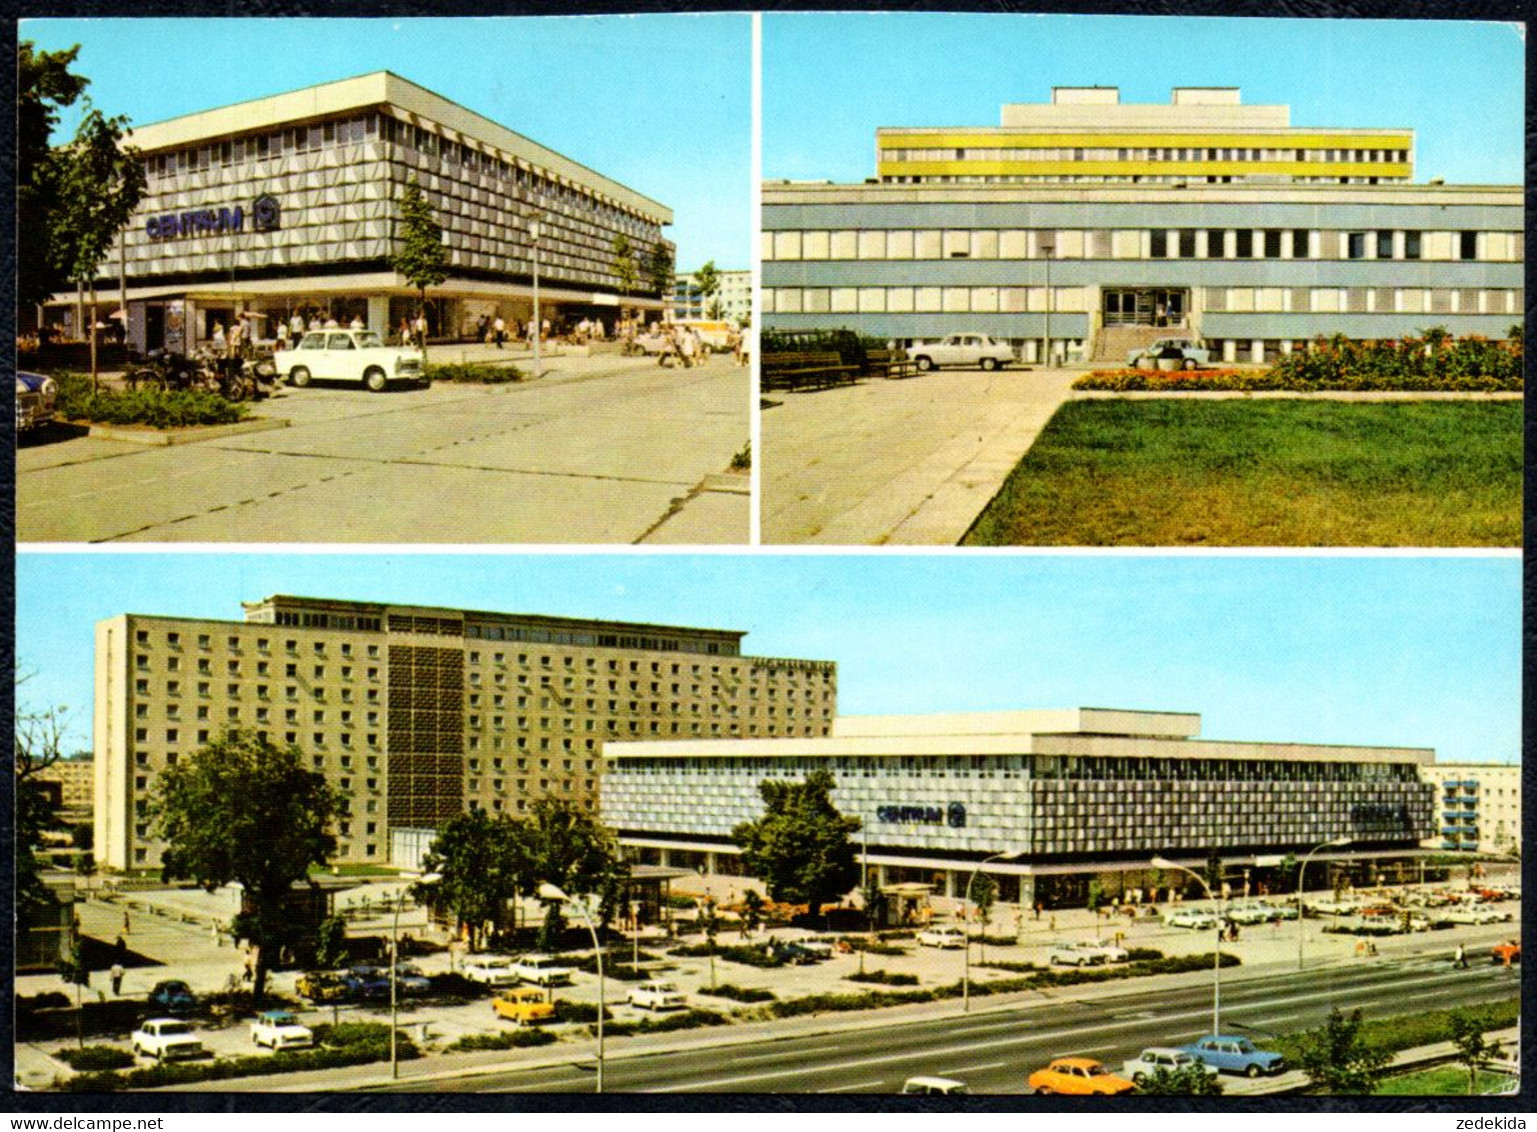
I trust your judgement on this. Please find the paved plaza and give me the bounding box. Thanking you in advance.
[17,348,749,545]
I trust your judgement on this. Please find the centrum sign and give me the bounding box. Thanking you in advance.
[146,194,281,240]
[876,802,967,828]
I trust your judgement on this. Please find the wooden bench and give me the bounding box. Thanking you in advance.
[761,351,858,392]
[864,348,917,379]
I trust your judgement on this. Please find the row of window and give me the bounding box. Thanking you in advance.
[765,228,1518,263]
[608,756,1422,781]
[881,175,1402,186]
[880,145,1409,166]
[765,286,1522,317]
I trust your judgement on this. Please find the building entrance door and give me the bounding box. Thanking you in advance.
[1102,288,1187,328]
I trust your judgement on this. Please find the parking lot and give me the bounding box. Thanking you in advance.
[17,349,748,545]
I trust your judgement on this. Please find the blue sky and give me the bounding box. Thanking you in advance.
[764,14,1525,185]
[20,15,752,272]
[16,552,1519,767]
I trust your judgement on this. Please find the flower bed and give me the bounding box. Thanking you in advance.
[55,373,248,428]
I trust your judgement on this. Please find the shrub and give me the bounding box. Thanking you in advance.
[56,1045,134,1071]
[57,1033,418,1091]
[1270,997,1520,1067]
[447,1029,557,1052]
[55,373,248,428]
[553,1001,613,1024]
[669,942,784,968]
[846,969,919,986]
[605,1009,728,1038]
[423,361,523,384]
[729,441,751,471]
[1126,948,1164,961]
[698,984,776,1003]
[567,956,647,982]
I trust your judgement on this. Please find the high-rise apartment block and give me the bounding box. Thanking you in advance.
[94,595,837,870]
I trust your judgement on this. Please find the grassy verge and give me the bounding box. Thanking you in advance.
[963,400,1521,546]
[1269,998,1520,1068]
[1375,1066,1515,1096]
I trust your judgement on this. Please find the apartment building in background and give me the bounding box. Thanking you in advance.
[1420,762,1523,856]
[94,595,836,870]
[674,268,751,325]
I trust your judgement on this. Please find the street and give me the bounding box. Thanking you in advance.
[17,351,748,544]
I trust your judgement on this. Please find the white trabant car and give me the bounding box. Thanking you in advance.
[627,980,688,1010]
[1047,939,1130,966]
[1122,1047,1218,1086]
[461,954,521,987]
[513,953,576,987]
[132,1018,205,1061]
[274,329,424,391]
[905,333,1017,372]
[1164,907,1222,930]
[915,925,969,949]
[250,1010,314,1051]
[1126,338,1213,370]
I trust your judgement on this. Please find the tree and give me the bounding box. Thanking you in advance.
[419,808,527,950]
[611,234,639,317]
[1448,1008,1505,1095]
[15,668,71,917]
[50,102,146,387]
[645,241,675,299]
[733,771,861,921]
[515,798,628,950]
[150,730,345,1004]
[1137,1064,1224,1096]
[741,888,765,936]
[1275,853,1300,898]
[970,873,997,961]
[1297,1006,1391,1094]
[315,915,350,970]
[1086,878,1105,940]
[18,41,90,312]
[693,260,720,318]
[699,896,719,989]
[391,178,448,364]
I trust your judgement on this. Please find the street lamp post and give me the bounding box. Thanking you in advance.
[1297,837,1352,970]
[962,849,1025,1013]
[1152,857,1224,1037]
[529,221,542,379]
[540,881,602,1093]
[1039,232,1056,366]
[391,872,440,1079]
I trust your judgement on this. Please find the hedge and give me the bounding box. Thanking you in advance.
[55,373,248,428]
[56,1045,134,1071]
[604,1009,729,1038]
[446,1029,557,1052]
[698,984,776,1004]
[422,362,523,384]
[846,969,920,986]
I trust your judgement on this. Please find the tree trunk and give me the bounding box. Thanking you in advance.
[89,284,99,393]
[418,290,428,367]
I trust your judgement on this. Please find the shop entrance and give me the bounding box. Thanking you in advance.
[1102,288,1187,328]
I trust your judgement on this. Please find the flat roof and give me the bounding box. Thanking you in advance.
[763,181,1519,205]
[125,70,671,222]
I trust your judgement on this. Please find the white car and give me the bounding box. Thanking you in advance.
[1126,338,1213,370]
[461,955,521,987]
[1226,903,1277,926]
[905,334,1017,372]
[916,925,969,949]
[901,1076,970,1095]
[1445,905,1508,925]
[274,329,424,391]
[1164,908,1222,930]
[1122,1047,1218,1086]
[513,953,576,986]
[132,1018,205,1061]
[627,980,688,1010]
[250,1010,314,1051]
[1308,896,1364,916]
[1047,940,1129,966]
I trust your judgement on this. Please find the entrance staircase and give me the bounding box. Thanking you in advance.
[1092,323,1192,364]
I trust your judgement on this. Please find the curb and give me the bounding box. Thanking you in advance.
[85,417,290,446]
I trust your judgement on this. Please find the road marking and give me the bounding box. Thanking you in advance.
[944,1061,1008,1075]
[819,1080,885,1094]
[730,1044,847,1065]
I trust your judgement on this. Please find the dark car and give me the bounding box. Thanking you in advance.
[147,979,197,1014]
[16,371,58,433]
[343,965,392,1000]
[295,971,349,1003]
[769,941,824,965]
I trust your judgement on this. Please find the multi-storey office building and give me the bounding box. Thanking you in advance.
[94,595,836,871]
[673,269,752,325]
[763,88,1520,364]
[33,757,96,827]
[45,72,674,353]
[601,708,1439,908]
[1420,763,1523,856]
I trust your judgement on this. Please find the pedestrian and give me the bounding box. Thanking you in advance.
[1033,900,1042,921]
[110,963,124,995]
[211,321,226,353]
[226,316,244,358]
[122,911,131,936]
[243,953,254,983]
[414,312,428,345]
[290,310,305,341]
[493,314,506,349]
[275,321,290,353]
[350,314,364,331]
[1454,943,1466,969]
[1049,915,1057,933]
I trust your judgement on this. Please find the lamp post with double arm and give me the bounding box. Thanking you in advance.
[962,849,1025,1013]
[391,872,440,1079]
[540,881,603,1093]
[1152,857,1223,1037]
[1297,836,1352,970]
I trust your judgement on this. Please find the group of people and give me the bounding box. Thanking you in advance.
[209,313,253,358]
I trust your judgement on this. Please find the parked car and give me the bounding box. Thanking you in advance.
[250,1010,314,1051]
[1225,903,1276,926]
[1308,896,1363,916]
[901,1076,970,1095]
[295,971,349,1003]
[1491,940,1522,964]
[795,940,836,959]
[132,1018,205,1061]
[274,329,425,391]
[905,333,1017,372]
[513,954,576,987]
[627,981,688,1010]
[1027,1057,1136,1096]
[1126,338,1212,370]
[488,990,556,1027]
[342,965,392,1000]
[1182,1035,1286,1078]
[491,986,556,1026]
[147,980,196,1014]
[1260,901,1300,921]
[1445,905,1506,925]
[1122,1047,1218,1086]
[462,955,522,987]
[916,925,969,949]
[393,964,433,994]
[1164,908,1221,930]
[769,940,826,965]
[1047,939,1129,966]
[16,371,58,433]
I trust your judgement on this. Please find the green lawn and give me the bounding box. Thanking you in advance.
[962,400,1522,546]
[1375,1066,1516,1097]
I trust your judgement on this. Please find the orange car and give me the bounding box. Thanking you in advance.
[1491,940,1521,965]
[1028,1057,1137,1096]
